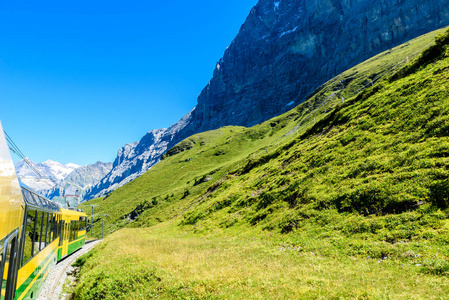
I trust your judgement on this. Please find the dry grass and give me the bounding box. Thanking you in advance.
[74,224,449,299]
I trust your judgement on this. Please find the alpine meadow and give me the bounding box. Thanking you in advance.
[71,27,449,299]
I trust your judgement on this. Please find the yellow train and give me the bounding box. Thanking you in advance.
[0,122,87,300]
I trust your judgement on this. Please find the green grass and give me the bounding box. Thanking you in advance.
[73,225,449,300]
[74,27,449,299]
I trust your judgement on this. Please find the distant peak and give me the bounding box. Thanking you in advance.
[65,163,81,169]
[43,159,60,164]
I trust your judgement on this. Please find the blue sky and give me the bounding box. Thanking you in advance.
[0,0,257,166]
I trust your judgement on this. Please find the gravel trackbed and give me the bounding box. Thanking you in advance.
[37,240,102,300]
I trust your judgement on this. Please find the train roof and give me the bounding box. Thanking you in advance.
[60,208,87,217]
[20,185,61,212]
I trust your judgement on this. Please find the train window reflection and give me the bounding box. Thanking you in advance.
[35,212,43,254]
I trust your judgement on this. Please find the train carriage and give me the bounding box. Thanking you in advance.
[0,122,88,300]
[16,188,60,300]
[58,208,87,261]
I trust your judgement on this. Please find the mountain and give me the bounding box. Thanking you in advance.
[84,0,449,200]
[41,161,113,203]
[15,159,81,191]
[15,159,112,203]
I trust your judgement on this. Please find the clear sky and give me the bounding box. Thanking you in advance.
[0,0,257,166]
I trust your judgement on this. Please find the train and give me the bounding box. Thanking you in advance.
[0,122,88,300]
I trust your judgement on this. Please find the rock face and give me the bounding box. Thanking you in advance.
[190,0,449,131]
[84,0,449,200]
[84,111,194,198]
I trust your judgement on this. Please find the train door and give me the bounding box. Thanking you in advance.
[0,230,19,300]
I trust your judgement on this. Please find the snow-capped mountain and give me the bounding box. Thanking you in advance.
[15,159,81,191]
[85,0,449,200]
[41,161,113,205]
[15,159,112,203]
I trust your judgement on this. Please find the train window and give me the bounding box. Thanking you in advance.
[21,190,35,205]
[53,215,57,241]
[55,216,59,243]
[42,213,46,249]
[39,196,46,206]
[34,211,43,254]
[76,221,79,236]
[67,222,71,242]
[79,217,86,231]
[50,214,56,242]
[55,215,59,241]
[55,215,61,238]
[22,210,36,266]
[71,221,78,241]
[47,213,51,245]
[58,216,62,242]
[48,214,53,242]
[70,221,75,241]
[30,193,42,206]
[58,221,64,246]
[43,213,49,247]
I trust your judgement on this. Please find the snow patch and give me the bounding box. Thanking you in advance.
[279,26,298,38]
[274,1,281,10]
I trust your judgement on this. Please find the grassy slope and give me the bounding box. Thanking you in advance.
[74,28,449,299]
[81,27,443,236]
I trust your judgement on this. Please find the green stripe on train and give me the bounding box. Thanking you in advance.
[57,247,63,261]
[67,236,86,256]
[15,248,57,299]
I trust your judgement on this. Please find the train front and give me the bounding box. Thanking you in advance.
[0,121,26,300]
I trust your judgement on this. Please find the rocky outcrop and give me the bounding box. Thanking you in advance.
[84,0,449,200]
[84,111,194,199]
[189,0,449,131]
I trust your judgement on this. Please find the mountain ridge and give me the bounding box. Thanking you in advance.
[84,0,449,200]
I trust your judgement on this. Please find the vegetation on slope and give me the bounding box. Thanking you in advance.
[75,28,449,299]
[81,27,444,238]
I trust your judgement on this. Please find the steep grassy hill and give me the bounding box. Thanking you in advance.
[73,28,449,299]
[81,27,444,235]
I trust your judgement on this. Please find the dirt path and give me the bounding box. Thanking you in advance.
[37,240,102,300]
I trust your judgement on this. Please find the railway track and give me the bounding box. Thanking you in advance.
[37,240,102,300]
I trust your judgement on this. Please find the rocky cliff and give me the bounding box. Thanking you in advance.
[84,0,449,200]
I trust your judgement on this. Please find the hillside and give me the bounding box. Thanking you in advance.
[84,0,449,200]
[74,28,449,299]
